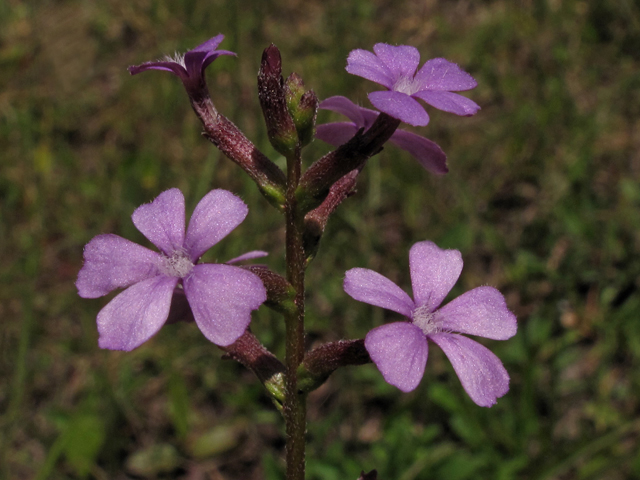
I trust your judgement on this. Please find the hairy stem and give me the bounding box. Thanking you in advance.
[219,330,286,404]
[190,95,287,209]
[284,144,307,480]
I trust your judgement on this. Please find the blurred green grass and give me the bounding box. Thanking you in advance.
[1,0,640,478]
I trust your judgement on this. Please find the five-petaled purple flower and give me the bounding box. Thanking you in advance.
[346,43,480,126]
[344,241,517,407]
[316,96,447,175]
[128,34,235,96]
[76,188,267,351]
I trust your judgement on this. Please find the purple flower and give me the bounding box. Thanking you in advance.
[343,241,517,407]
[346,43,480,126]
[76,188,267,351]
[316,96,447,175]
[128,34,235,95]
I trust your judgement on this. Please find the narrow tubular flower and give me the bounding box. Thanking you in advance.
[316,96,447,174]
[343,241,517,407]
[128,34,235,97]
[76,188,267,351]
[346,43,480,126]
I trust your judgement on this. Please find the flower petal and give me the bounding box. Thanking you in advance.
[128,62,188,79]
[318,96,366,127]
[96,275,178,351]
[344,268,415,317]
[76,234,160,298]
[183,264,266,346]
[389,129,448,175]
[365,322,428,392]
[409,241,463,312]
[346,48,395,89]
[201,50,236,70]
[436,286,517,340]
[192,35,236,70]
[413,90,480,116]
[226,250,269,264]
[358,107,383,129]
[368,90,430,126]
[183,50,208,79]
[372,44,420,82]
[430,333,510,407]
[132,188,186,255]
[413,58,478,92]
[190,34,225,53]
[184,189,249,262]
[315,122,360,147]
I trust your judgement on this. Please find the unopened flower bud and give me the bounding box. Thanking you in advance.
[285,73,318,147]
[258,45,299,156]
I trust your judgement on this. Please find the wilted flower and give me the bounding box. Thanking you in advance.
[76,188,266,351]
[346,43,480,126]
[344,241,516,407]
[128,34,235,96]
[316,96,447,174]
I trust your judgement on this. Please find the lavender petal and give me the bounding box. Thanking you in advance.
[365,322,428,392]
[372,43,421,82]
[413,90,481,116]
[183,50,208,79]
[132,188,186,256]
[190,34,225,53]
[344,268,415,317]
[183,264,266,346]
[128,62,188,79]
[184,189,248,262]
[76,234,160,298]
[409,241,463,312]
[389,129,448,175]
[315,122,360,147]
[435,286,517,340]
[430,333,510,407]
[368,90,430,126]
[201,50,236,71]
[413,58,478,92]
[346,49,395,89]
[226,250,269,264]
[318,96,366,127]
[96,275,178,351]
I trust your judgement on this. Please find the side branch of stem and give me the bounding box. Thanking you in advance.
[190,96,287,208]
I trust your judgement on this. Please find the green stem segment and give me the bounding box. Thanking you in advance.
[284,145,307,480]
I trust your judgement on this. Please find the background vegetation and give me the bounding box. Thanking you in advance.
[1,0,639,478]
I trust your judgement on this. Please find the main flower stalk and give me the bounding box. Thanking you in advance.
[255,43,310,480]
[284,143,307,480]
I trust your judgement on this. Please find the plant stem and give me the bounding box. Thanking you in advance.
[284,145,307,480]
[190,94,287,209]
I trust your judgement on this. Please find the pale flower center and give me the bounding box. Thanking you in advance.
[393,75,419,95]
[412,304,440,336]
[159,250,194,278]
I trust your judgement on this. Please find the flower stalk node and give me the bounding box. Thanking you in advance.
[297,113,400,212]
